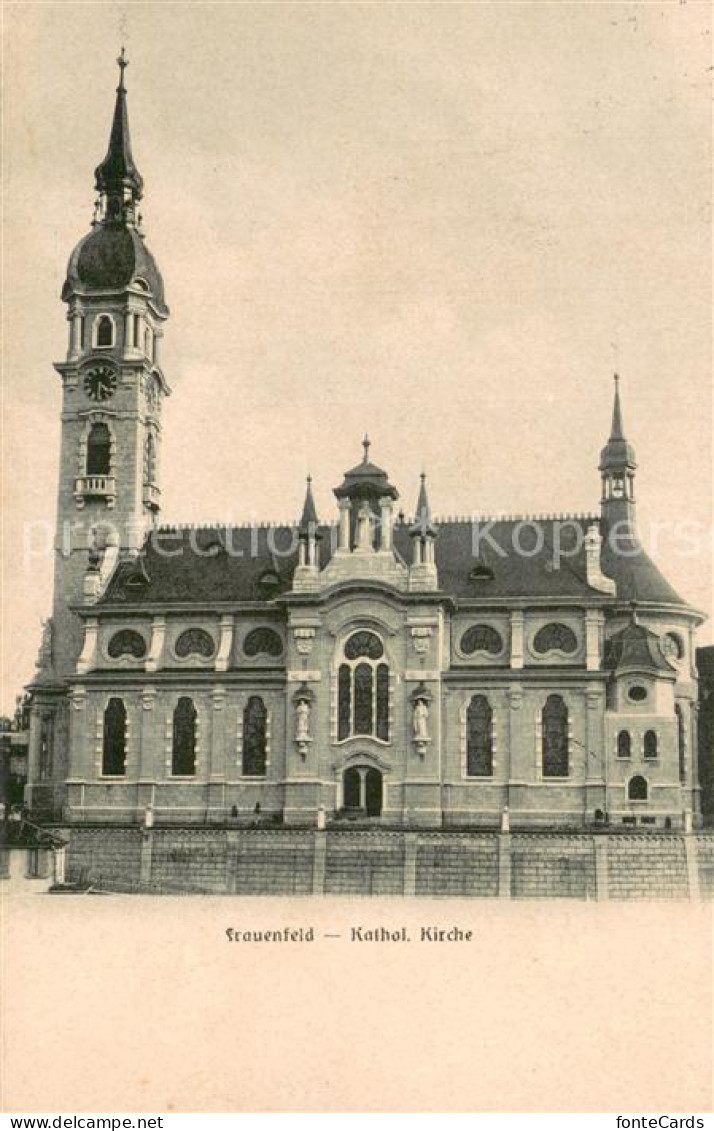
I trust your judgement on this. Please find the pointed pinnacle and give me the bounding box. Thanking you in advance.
[610,373,625,441]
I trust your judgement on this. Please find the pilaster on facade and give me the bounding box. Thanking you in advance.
[585,608,604,672]
[510,611,525,669]
[146,615,166,672]
[76,618,99,674]
[214,615,234,672]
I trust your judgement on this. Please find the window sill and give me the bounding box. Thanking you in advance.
[334,735,391,747]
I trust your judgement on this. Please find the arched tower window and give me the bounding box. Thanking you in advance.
[144,327,152,358]
[102,698,127,776]
[337,631,389,741]
[643,730,658,760]
[39,715,54,781]
[144,431,157,485]
[243,696,267,776]
[542,694,569,777]
[617,730,631,759]
[96,315,114,348]
[172,697,197,776]
[86,423,111,476]
[628,775,648,801]
[466,695,493,777]
[675,704,686,781]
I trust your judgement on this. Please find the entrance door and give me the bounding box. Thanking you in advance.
[344,766,361,809]
[365,768,383,817]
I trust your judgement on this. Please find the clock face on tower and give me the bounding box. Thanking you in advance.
[83,365,117,402]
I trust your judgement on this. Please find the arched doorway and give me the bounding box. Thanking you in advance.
[365,768,383,817]
[344,766,361,810]
[342,766,384,817]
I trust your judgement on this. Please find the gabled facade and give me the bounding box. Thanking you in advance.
[25,60,705,832]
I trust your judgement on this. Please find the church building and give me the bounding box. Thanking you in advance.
[25,58,704,833]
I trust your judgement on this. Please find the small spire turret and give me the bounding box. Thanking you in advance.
[94,49,144,227]
[299,475,319,533]
[599,375,637,531]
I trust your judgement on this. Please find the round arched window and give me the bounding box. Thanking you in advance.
[533,623,578,655]
[108,629,147,659]
[460,625,503,656]
[338,631,388,741]
[175,628,215,659]
[628,775,648,802]
[244,627,283,658]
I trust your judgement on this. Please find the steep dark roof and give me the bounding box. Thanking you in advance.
[604,619,675,675]
[334,439,399,501]
[98,515,689,608]
[94,65,143,201]
[62,226,168,314]
[600,528,683,604]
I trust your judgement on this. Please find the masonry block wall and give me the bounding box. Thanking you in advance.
[51,826,714,899]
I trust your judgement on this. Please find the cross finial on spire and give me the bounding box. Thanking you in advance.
[362,434,370,463]
[610,372,625,441]
[117,46,128,90]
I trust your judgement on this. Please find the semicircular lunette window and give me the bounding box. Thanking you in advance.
[344,631,384,661]
[460,625,503,656]
[108,629,147,659]
[175,628,215,659]
[244,627,283,658]
[533,623,578,655]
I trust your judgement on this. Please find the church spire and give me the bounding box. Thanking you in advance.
[94,49,144,227]
[610,373,625,441]
[299,475,319,532]
[599,374,637,528]
[410,472,437,537]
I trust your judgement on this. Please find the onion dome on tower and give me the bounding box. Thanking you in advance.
[61,50,168,317]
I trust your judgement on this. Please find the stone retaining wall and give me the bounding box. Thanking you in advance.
[49,826,714,899]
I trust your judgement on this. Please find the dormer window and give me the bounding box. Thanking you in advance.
[95,314,114,348]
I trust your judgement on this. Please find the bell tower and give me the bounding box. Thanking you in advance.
[49,51,170,681]
[599,374,636,536]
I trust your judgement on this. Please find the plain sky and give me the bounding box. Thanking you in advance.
[2,0,712,712]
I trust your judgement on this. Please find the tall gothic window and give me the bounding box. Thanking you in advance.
[337,631,389,741]
[542,694,569,777]
[39,715,54,781]
[617,730,631,759]
[145,431,156,485]
[172,697,197,776]
[96,315,114,347]
[675,704,686,781]
[466,695,493,777]
[243,696,267,776]
[87,423,111,476]
[102,698,127,776]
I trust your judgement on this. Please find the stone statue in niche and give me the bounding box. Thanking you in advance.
[295,697,312,757]
[296,699,311,742]
[413,698,430,742]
